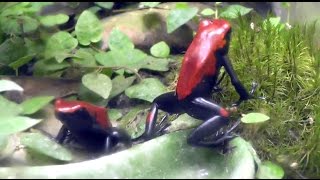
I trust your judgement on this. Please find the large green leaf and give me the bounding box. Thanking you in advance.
[141,56,170,72]
[0,95,23,116]
[109,75,136,99]
[45,31,78,63]
[0,116,41,135]
[82,73,112,99]
[166,3,198,33]
[0,79,23,92]
[40,14,69,27]
[125,78,167,102]
[33,59,70,76]
[0,15,39,34]
[0,37,27,65]
[75,10,103,46]
[241,113,270,124]
[108,28,134,51]
[256,161,284,179]
[20,132,73,162]
[150,41,170,58]
[72,48,97,66]
[95,49,147,71]
[0,130,256,178]
[220,5,253,19]
[20,96,55,115]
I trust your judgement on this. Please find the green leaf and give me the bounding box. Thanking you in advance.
[200,8,216,16]
[0,95,23,116]
[108,109,122,121]
[0,79,23,92]
[95,49,147,71]
[139,2,161,8]
[0,16,39,34]
[82,73,112,99]
[0,116,41,135]
[256,161,285,179]
[166,4,198,33]
[20,132,73,161]
[108,28,134,51]
[40,14,69,27]
[75,10,103,46]
[72,48,97,66]
[125,78,167,102]
[167,113,202,133]
[109,75,136,99]
[0,131,256,179]
[45,31,78,63]
[0,37,27,65]
[241,112,270,124]
[33,59,70,76]
[150,41,170,58]
[8,54,35,70]
[20,96,55,115]
[220,5,253,19]
[94,2,114,9]
[141,56,170,72]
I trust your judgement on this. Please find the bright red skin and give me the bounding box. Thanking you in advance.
[54,98,111,129]
[176,19,231,100]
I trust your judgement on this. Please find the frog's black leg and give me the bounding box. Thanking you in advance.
[56,125,69,144]
[133,91,183,142]
[186,97,239,148]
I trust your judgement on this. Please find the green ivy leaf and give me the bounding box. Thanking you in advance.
[82,73,112,99]
[0,116,41,135]
[72,48,97,66]
[256,161,285,179]
[200,8,216,16]
[109,75,136,99]
[94,2,114,9]
[0,37,27,65]
[40,14,69,27]
[108,109,123,121]
[125,78,167,102]
[20,132,73,161]
[150,41,170,58]
[8,54,35,70]
[75,10,103,46]
[241,113,270,124]
[0,79,23,92]
[0,95,23,117]
[95,49,147,71]
[0,16,39,34]
[220,5,253,19]
[166,3,198,33]
[45,31,78,63]
[33,59,70,76]
[139,2,161,8]
[108,28,134,51]
[20,96,55,115]
[141,56,170,72]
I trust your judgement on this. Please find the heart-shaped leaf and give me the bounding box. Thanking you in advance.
[0,79,23,92]
[241,112,270,124]
[108,28,134,51]
[109,75,136,99]
[141,56,170,72]
[20,96,55,115]
[125,78,167,102]
[150,41,170,58]
[45,31,78,62]
[166,3,198,33]
[200,8,216,16]
[75,10,103,46]
[220,5,253,19]
[0,116,41,135]
[40,14,69,27]
[82,73,112,99]
[72,48,97,66]
[20,132,73,162]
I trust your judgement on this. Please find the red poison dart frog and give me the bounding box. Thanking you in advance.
[137,19,258,148]
[54,98,132,152]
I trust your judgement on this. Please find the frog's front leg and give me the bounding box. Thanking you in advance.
[134,92,183,142]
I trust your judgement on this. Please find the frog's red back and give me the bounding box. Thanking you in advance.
[176,19,231,100]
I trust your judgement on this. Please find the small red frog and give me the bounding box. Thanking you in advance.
[54,98,131,152]
[137,19,257,148]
